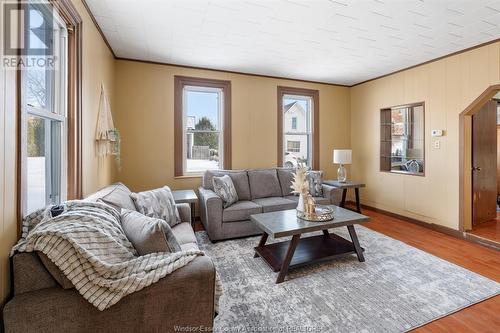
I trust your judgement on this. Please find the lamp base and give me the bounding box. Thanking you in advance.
[337,164,347,183]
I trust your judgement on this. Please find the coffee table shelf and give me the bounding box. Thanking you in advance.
[255,233,364,272]
[251,206,369,284]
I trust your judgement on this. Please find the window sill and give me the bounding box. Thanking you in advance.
[174,175,203,179]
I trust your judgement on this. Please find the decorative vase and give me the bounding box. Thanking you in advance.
[297,193,305,212]
[337,164,347,183]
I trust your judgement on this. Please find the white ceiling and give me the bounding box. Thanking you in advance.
[86,0,500,85]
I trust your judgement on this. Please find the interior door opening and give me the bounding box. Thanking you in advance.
[467,93,500,243]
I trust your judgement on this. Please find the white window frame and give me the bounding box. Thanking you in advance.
[282,94,313,167]
[23,7,68,213]
[182,85,224,175]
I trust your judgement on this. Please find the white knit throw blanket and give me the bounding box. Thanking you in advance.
[11,201,222,311]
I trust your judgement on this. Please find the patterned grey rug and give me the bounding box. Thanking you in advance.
[196,225,500,333]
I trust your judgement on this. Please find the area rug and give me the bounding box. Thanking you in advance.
[196,225,500,333]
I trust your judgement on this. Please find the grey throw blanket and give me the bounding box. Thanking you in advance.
[11,201,222,311]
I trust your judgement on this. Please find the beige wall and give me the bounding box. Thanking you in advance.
[112,60,351,193]
[73,0,116,196]
[0,0,115,309]
[351,42,500,229]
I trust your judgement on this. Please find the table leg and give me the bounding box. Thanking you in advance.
[347,225,365,262]
[322,229,330,237]
[190,203,196,229]
[254,233,269,258]
[276,234,301,284]
[355,188,362,213]
[340,189,347,208]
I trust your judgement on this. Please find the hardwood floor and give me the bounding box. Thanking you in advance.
[194,206,500,332]
[469,212,500,243]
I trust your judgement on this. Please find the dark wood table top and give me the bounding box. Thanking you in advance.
[251,206,369,238]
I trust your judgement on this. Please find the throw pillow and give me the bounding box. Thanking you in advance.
[307,170,324,197]
[212,175,239,208]
[120,209,181,255]
[130,186,180,227]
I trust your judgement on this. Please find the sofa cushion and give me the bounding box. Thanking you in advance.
[203,170,251,200]
[85,182,136,211]
[252,197,297,213]
[284,195,299,202]
[286,195,329,205]
[213,175,239,208]
[130,186,181,227]
[277,168,295,196]
[307,170,324,197]
[172,222,197,246]
[222,200,262,222]
[180,242,199,252]
[248,169,282,199]
[121,210,181,255]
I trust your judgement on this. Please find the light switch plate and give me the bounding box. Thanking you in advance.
[431,130,444,137]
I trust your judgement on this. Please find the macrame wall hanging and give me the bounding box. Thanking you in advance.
[96,84,121,168]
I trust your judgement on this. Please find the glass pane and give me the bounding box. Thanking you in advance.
[25,67,53,110]
[283,95,312,167]
[185,89,220,131]
[27,115,47,213]
[284,134,310,168]
[27,115,62,213]
[25,6,55,111]
[186,132,220,173]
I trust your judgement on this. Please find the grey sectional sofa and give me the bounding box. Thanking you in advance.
[3,183,216,333]
[199,168,342,241]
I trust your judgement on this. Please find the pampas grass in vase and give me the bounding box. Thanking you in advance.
[290,164,309,212]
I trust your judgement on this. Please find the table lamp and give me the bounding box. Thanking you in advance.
[333,149,352,183]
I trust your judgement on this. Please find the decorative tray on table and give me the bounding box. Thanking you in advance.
[297,205,334,222]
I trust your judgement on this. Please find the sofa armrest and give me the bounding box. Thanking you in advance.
[198,187,223,240]
[322,184,342,205]
[176,203,191,223]
[3,256,216,332]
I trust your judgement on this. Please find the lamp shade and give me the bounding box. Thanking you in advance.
[333,149,352,164]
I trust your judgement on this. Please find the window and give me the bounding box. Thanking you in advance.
[19,1,82,216]
[277,86,319,169]
[380,102,425,176]
[23,6,68,213]
[174,76,231,176]
[286,141,300,153]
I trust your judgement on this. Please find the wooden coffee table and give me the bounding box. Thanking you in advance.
[251,206,369,284]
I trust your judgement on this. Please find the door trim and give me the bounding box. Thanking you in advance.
[459,84,500,232]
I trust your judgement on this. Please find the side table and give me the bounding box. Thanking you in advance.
[323,180,366,213]
[172,189,198,229]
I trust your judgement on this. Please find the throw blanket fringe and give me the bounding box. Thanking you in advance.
[12,201,222,311]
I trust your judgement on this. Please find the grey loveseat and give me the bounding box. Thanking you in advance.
[199,168,342,241]
[3,183,216,333]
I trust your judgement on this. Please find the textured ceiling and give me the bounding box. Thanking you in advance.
[85,0,500,85]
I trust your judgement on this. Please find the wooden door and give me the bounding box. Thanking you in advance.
[472,100,497,226]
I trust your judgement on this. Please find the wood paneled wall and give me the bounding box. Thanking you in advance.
[351,41,500,230]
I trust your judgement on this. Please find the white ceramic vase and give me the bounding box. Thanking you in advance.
[297,193,305,212]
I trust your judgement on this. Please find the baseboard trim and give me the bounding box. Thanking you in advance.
[346,201,500,251]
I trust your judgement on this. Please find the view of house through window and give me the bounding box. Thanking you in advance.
[282,94,313,168]
[24,6,68,213]
[183,86,223,173]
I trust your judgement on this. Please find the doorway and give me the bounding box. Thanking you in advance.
[459,85,500,244]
